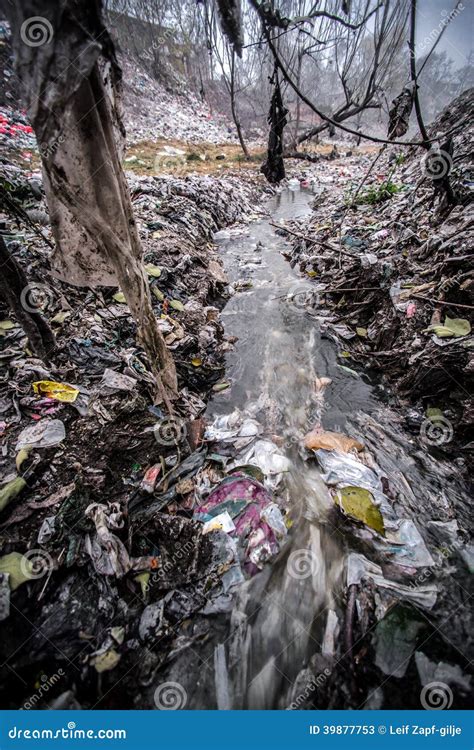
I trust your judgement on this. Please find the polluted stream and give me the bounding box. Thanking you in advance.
[2,187,469,712]
[158,188,472,710]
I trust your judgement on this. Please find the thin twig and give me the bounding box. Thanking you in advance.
[270,221,355,258]
[410,294,474,310]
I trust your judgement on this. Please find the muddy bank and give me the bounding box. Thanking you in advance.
[278,89,473,453]
[0,164,271,708]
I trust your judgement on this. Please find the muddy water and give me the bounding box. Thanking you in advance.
[205,188,383,708]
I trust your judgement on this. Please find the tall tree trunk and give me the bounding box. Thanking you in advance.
[293,52,303,143]
[408,0,429,146]
[0,236,56,362]
[230,47,250,158]
[7,0,177,406]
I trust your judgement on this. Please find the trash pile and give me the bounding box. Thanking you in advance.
[197,409,290,575]
[279,88,473,448]
[121,57,237,146]
[0,106,36,165]
[0,159,271,708]
[290,382,472,709]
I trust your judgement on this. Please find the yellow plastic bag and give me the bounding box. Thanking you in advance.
[33,381,79,403]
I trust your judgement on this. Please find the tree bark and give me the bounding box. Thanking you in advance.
[230,47,250,158]
[7,0,177,406]
[408,0,429,147]
[0,235,56,361]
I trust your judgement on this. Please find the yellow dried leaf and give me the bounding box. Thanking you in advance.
[90,649,121,673]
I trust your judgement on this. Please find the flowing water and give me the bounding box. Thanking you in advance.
[162,188,469,710]
[206,187,381,708]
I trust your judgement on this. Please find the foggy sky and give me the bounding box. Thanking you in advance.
[417,0,473,67]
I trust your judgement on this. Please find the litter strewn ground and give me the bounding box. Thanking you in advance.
[277,88,473,456]
[0,156,276,708]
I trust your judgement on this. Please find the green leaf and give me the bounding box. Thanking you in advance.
[426,407,443,419]
[336,364,359,377]
[170,300,184,312]
[212,381,230,392]
[356,327,367,338]
[15,448,31,472]
[90,649,121,673]
[428,317,471,338]
[113,292,127,304]
[152,287,164,301]
[335,486,385,535]
[134,572,150,598]
[50,311,70,324]
[0,477,27,513]
[0,320,16,330]
[144,263,162,278]
[444,316,471,337]
[0,551,34,590]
